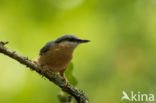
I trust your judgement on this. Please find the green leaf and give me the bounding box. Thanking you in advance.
[65,62,78,86]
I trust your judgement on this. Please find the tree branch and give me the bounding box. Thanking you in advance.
[0,41,89,103]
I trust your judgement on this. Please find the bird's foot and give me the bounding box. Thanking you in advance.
[61,76,68,86]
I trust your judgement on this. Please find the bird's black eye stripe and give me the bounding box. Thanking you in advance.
[60,38,76,42]
[68,38,76,42]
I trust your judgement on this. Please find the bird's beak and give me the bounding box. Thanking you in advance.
[78,39,90,43]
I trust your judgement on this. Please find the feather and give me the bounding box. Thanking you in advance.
[39,40,55,55]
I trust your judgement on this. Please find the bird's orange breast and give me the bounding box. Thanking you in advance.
[38,45,74,73]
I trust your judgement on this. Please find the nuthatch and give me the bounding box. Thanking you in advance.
[34,35,90,83]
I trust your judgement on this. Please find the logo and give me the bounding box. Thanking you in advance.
[121,91,155,102]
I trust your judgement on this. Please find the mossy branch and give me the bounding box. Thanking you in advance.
[0,41,89,103]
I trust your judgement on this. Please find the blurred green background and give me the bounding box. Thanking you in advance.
[0,0,156,103]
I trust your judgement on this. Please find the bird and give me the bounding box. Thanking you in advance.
[34,35,90,83]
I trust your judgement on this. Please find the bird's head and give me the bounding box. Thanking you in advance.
[55,35,90,48]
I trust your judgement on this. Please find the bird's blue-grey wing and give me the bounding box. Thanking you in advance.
[39,40,55,55]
